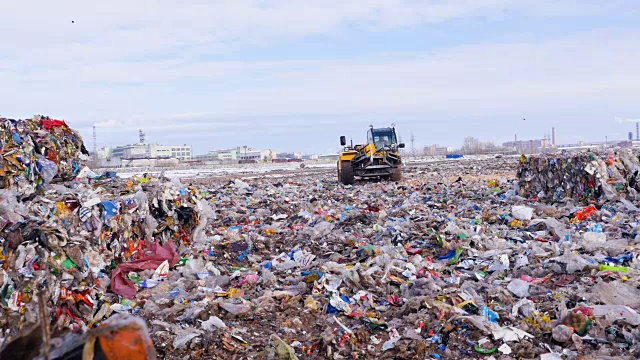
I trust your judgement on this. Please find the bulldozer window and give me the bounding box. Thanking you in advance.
[372,130,396,148]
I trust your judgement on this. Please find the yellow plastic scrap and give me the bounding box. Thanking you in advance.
[540,314,551,323]
[456,299,475,309]
[304,296,319,311]
[56,202,71,218]
[272,334,300,360]
[520,154,527,164]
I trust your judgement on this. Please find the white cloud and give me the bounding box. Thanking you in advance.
[94,119,125,128]
[3,27,640,129]
[212,29,640,115]
[1,1,634,67]
[1,0,639,151]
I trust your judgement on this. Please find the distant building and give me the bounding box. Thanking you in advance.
[110,143,192,161]
[208,146,276,162]
[111,143,147,159]
[423,145,453,156]
[277,152,303,160]
[147,144,192,160]
[502,139,550,150]
[95,146,112,160]
[318,154,340,162]
[190,154,223,164]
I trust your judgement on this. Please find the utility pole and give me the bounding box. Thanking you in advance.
[410,132,416,158]
[92,125,97,159]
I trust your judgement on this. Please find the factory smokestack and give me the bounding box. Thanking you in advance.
[552,127,556,147]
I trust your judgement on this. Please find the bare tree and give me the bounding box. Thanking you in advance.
[458,136,503,155]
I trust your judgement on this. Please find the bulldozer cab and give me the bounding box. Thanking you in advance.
[367,127,397,150]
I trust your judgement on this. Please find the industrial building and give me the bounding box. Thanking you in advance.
[318,154,340,162]
[423,145,453,156]
[276,152,303,160]
[95,130,192,161]
[106,143,192,161]
[93,130,192,161]
[502,139,551,150]
[207,146,277,163]
[90,129,192,168]
[502,127,557,152]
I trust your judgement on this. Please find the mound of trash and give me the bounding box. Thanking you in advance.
[1,115,89,197]
[0,123,639,360]
[517,151,640,202]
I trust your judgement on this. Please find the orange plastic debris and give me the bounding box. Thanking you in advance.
[572,205,597,222]
[91,314,157,360]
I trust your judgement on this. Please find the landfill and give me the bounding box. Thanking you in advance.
[1,120,640,360]
[517,151,640,202]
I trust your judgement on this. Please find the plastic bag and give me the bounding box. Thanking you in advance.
[219,299,252,315]
[0,189,28,223]
[507,279,530,298]
[591,281,640,307]
[201,316,227,330]
[36,154,59,184]
[512,206,534,221]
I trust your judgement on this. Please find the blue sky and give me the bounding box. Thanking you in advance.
[1,1,639,155]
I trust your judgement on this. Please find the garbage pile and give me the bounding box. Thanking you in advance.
[1,115,89,197]
[517,151,640,202]
[1,130,640,359]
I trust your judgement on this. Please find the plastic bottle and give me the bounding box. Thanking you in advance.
[552,324,572,343]
[140,279,159,288]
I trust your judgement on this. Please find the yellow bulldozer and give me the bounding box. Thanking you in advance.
[337,125,405,185]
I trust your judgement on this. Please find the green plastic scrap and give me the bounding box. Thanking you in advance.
[598,264,628,272]
[474,345,497,354]
[62,258,77,269]
[449,248,464,265]
[128,273,141,283]
[436,234,444,247]
[364,244,376,256]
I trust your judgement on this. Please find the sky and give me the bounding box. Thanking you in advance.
[1,1,640,155]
